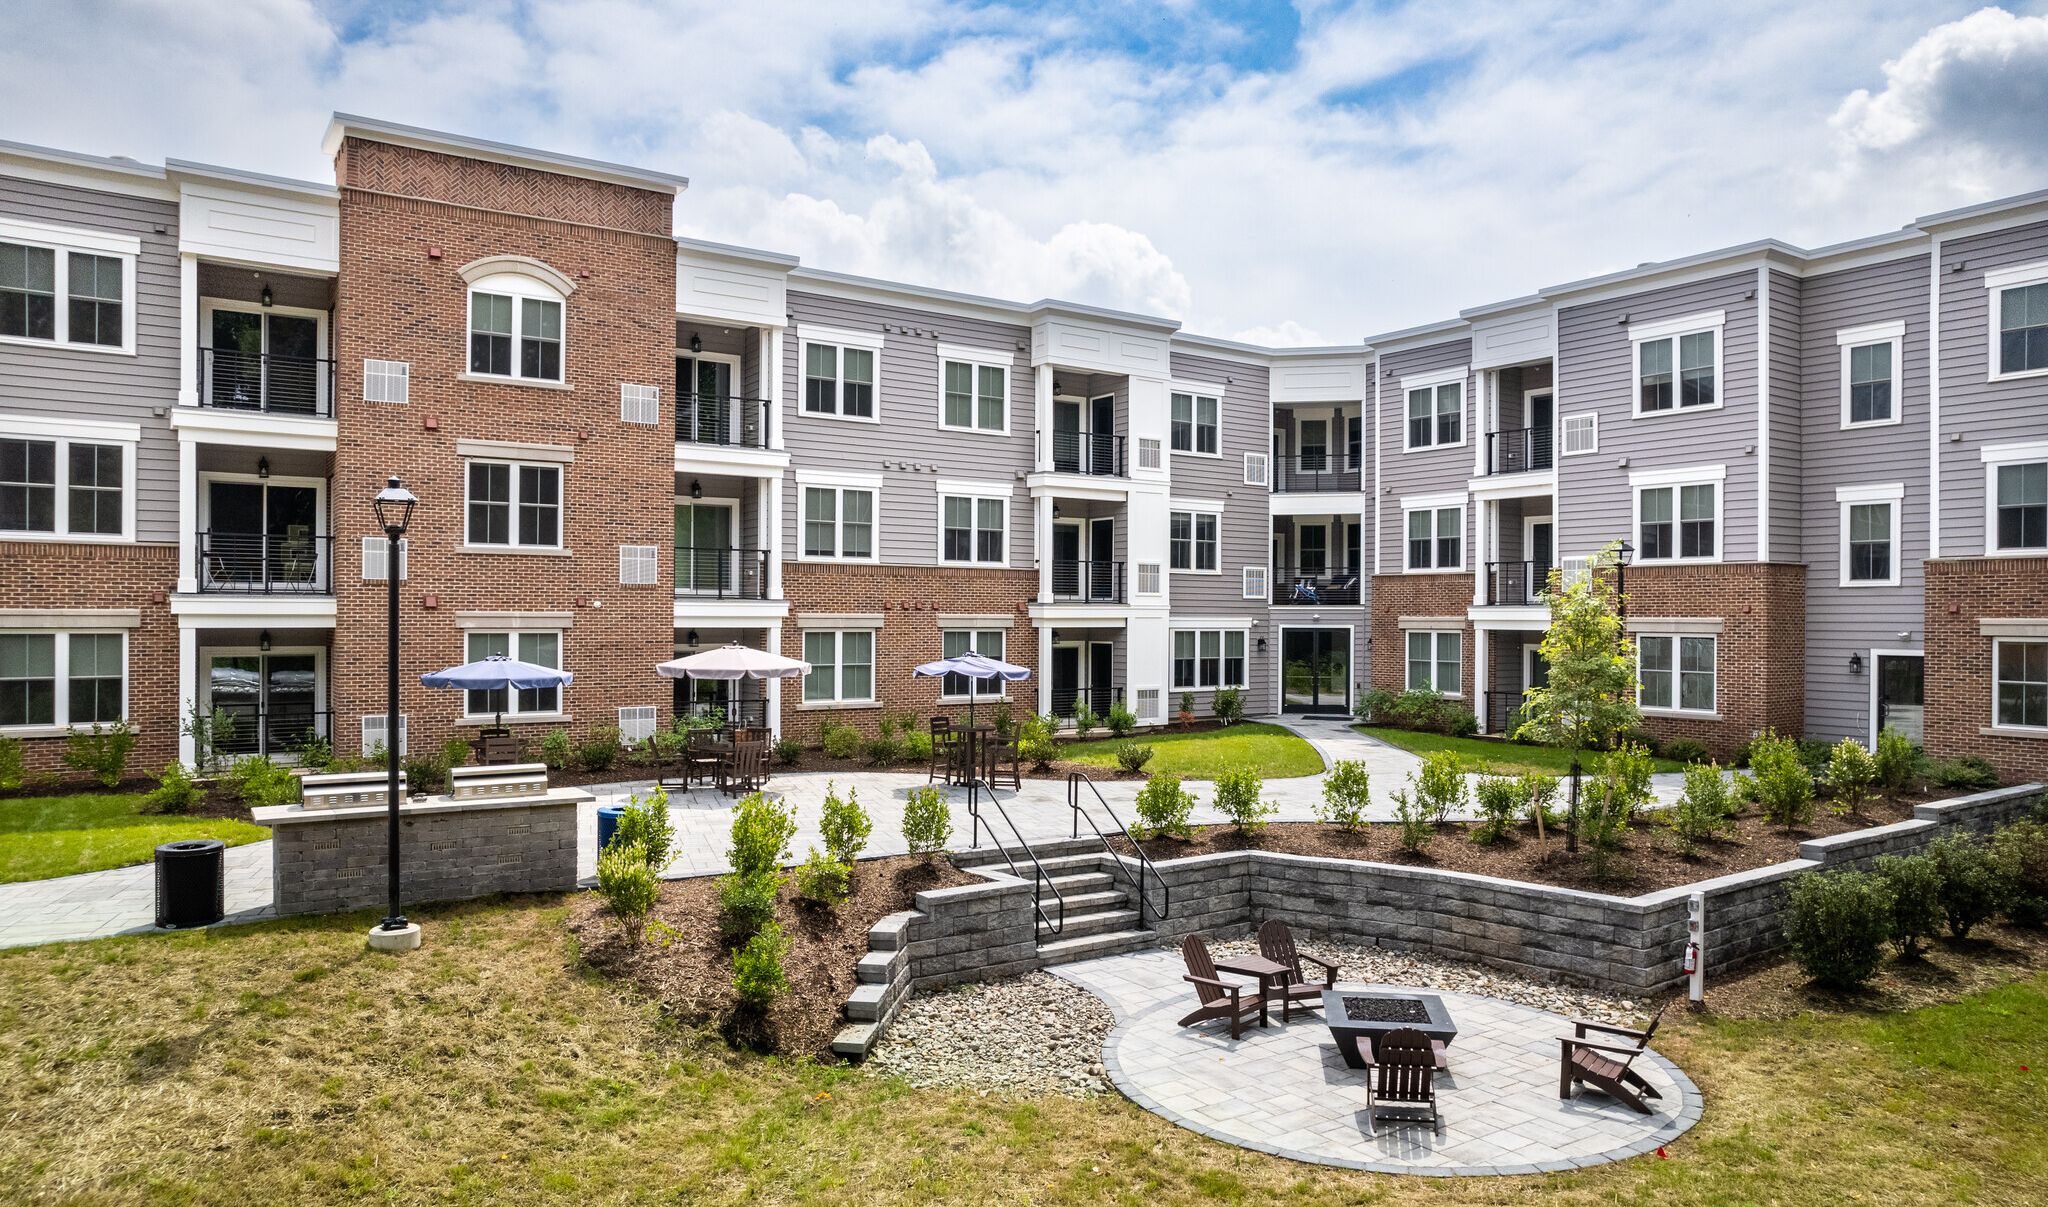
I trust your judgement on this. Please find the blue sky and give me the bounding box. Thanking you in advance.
[5,1,2048,342]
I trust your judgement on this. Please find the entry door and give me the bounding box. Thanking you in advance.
[1088,518,1116,600]
[1053,398,1082,472]
[1089,395,1117,475]
[1527,391,1555,469]
[1051,522,1082,597]
[677,357,735,442]
[1525,644,1551,690]
[206,481,319,590]
[1526,519,1555,596]
[1087,641,1115,713]
[207,653,319,756]
[1282,629,1349,713]
[265,314,320,413]
[1050,644,1081,715]
[1876,654,1925,745]
[675,503,733,593]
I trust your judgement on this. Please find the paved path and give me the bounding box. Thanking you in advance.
[0,840,275,949]
[1054,947,1700,1176]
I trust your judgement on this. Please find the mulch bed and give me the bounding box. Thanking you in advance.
[1700,920,2048,1021]
[570,854,977,1057]
[1114,793,1938,894]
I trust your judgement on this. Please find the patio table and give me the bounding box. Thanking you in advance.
[1212,953,1292,1026]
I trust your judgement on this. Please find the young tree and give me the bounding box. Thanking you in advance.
[1514,542,1640,851]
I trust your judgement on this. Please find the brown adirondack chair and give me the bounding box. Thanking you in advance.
[1176,935,1266,1039]
[1558,1005,1667,1115]
[1365,1027,1442,1135]
[1255,919,1338,1021]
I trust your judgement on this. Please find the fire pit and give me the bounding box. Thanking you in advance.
[1322,988,1458,1070]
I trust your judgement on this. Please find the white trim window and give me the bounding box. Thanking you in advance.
[938,346,1006,433]
[802,484,877,561]
[1404,379,1463,450]
[1561,412,1598,456]
[1638,634,1716,714]
[1989,262,2048,381]
[463,631,563,719]
[1404,503,1463,571]
[468,280,563,382]
[1994,638,2048,731]
[465,460,562,549]
[1838,321,1904,427]
[1838,484,1904,586]
[940,628,1006,699]
[1169,508,1220,572]
[801,328,882,421]
[1405,631,1461,694]
[803,629,876,705]
[0,417,135,541]
[1632,468,1723,563]
[1171,391,1220,455]
[939,491,1006,566]
[0,218,138,354]
[1242,565,1267,600]
[1990,456,2047,554]
[0,631,126,730]
[1630,311,1724,415]
[1171,628,1246,690]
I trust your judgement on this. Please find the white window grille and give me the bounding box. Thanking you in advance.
[1562,412,1598,455]
[363,359,409,404]
[1136,562,1163,595]
[618,544,658,584]
[1136,688,1161,720]
[620,382,660,425]
[1242,451,1269,486]
[360,536,408,580]
[618,706,658,744]
[1242,565,1267,599]
[1137,437,1162,470]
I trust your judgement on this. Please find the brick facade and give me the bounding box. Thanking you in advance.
[1924,557,2048,784]
[1368,572,1476,702]
[1622,562,1805,759]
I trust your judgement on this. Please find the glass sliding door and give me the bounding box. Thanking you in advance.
[206,652,322,758]
[674,502,733,594]
[1281,628,1349,714]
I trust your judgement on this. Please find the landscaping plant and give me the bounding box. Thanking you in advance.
[1105,701,1136,738]
[900,727,934,763]
[1748,729,1815,831]
[441,734,471,774]
[1928,831,2012,939]
[1874,728,1920,794]
[1391,786,1434,854]
[181,703,237,774]
[1411,749,1467,824]
[1071,703,1099,741]
[1664,761,1732,856]
[1177,692,1195,729]
[223,754,299,808]
[1113,741,1154,773]
[610,787,677,873]
[731,921,791,1009]
[717,872,780,943]
[990,702,1015,741]
[577,726,622,773]
[1446,706,1479,737]
[772,737,802,767]
[1018,713,1058,771]
[1824,737,1878,816]
[596,840,659,946]
[1926,755,1998,791]
[1317,759,1371,834]
[793,847,851,908]
[1662,737,1710,766]
[902,785,951,857]
[539,727,573,771]
[820,781,871,866]
[1519,773,1564,829]
[1212,766,1274,839]
[1516,540,1640,851]
[1875,852,1945,956]
[0,734,21,792]
[1213,687,1244,727]
[864,718,901,766]
[1471,776,1520,844]
[820,722,862,760]
[1580,742,1652,878]
[1355,687,1399,726]
[292,732,335,771]
[1992,821,2048,927]
[1785,869,1895,989]
[1131,771,1195,840]
[404,754,447,796]
[143,761,201,815]
[63,721,135,788]
[719,791,797,941]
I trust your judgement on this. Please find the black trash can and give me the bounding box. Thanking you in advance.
[154,839,225,929]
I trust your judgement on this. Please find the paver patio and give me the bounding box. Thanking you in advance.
[1054,946,1701,1176]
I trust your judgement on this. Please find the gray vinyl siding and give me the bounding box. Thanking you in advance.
[1493,362,1552,439]
[1936,218,2048,553]
[0,173,181,544]
[782,290,1033,566]
[1375,337,1474,572]
[1555,271,1759,562]
[1767,269,1804,561]
[1798,252,1932,744]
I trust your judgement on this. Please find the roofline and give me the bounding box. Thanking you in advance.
[1361,316,1469,354]
[0,137,166,181]
[165,158,338,201]
[788,265,1181,333]
[674,234,800,269]
[1171,332,1370,360]
[322,113,688,194]
[1913,184,2048,231]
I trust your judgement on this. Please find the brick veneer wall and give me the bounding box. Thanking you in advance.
[1368,572,1476,699]
[4,543,179,776]
[777,563,1036,745]
[1924,557,2048,783]
[328,137,678,758]
[1622,562,1805,759]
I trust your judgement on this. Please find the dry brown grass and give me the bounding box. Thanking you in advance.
[1,896,2044,1205]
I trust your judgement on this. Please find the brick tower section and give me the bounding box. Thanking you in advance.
[1924,557,2048,784]
[329,137,677,758]
[1368,573,1476,701]
[1622,562,1805,759]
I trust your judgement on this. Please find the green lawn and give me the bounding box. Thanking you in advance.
[0,793,270,883]
[1355,726,1687,776]
[1063,721,1325,778]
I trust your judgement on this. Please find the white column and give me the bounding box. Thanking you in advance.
[1472,625,1490,735]
[177,623,198,767]
[766,327,786,450]
[178,253,198,408]
[1471,496,1488,606]
[176,436,198,595]
[1035,494,1053,602]
[1037,623,1053,716]
[765,622,784,739]
[765,474,784,598]
[1034,365,1054,471]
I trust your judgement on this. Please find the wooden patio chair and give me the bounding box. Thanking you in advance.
[928,717,956,783]
[982,736,1021,790]
[1558,1005,1667,1115]
[1365,1027,1443,1136]
[1255,919,1338,1021]
[719,740,769,795]
[1176,935,1266,1039]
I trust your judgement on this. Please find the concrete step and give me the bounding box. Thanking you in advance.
[843,981,893,1023]
[1050,888,1131,914]
[865,910,916,953]
[831,1021,881,1060]
[1034,928,1157,966]
[1040,907,1140,940]
[856,946,905,985]
[1043,870,1114,895]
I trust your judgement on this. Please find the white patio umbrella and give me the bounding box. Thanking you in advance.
[655,643,810,680]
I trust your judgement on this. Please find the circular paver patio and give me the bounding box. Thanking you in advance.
[1055,948,1700,1176]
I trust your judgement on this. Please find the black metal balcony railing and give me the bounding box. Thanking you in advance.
[1273,562,1362,606]
[679,697,769,731]
[1046,559,1126,604]
[1050,429,1127,477]
[1484,560,1553,606]
[199,347,334,417]
[1271,453,1363,493]
[676,394,772,449]
[1481,691,1524,738]
[209,703,331,759]
[1051,684,1122,721]
[1486,426,1554,475]
[674,545,771,599]
[197,530,334,594]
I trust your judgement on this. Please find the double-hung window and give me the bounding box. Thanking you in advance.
[1171,628,1245,690]
[1638,634,1716,713]
[1987,449,2047,554]
[939,346,1006,433]
[1995,639,2048,731]
[1838,484,1903,585]
[1991,263,2048,379]
[1169,508,1219,572]
[800,327,882,419]
[1631,312,1722,414]
[1405,631,1460,694]
[939,489,1006,566]
[1404,379,1463,450]
[466,460,562,549]
[0,630,125,729]
[1633,469,1721,563]
[803,630,875,704]
[801,481,877,561]
[468,290,563,382]
[463,631,562,717]
[1403,501,1462,571]
[0,419,133,540]
[1170,391,1220,454]
[0,219,136,352]
[941,629,1006,698]
[1838,321,1904,427]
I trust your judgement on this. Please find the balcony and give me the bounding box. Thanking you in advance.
[209,703,332,759]
[1271,453,1362,494]
[1485,427,1553,475]
[1051,683,1122,721]
[675,545,772,599]
[1046,560,1126,604]
[199,347,333,418]
[196,530,333,594]
[676,394,772,449]
[1483,560,1553,606]
[1272,563,1362,606]
[1050,430,1126,477]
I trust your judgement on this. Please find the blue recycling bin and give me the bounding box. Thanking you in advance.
[596,804,627,855]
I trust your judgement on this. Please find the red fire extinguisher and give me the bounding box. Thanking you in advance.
[1683,941,1698,976]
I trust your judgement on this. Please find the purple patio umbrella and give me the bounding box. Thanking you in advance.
[420,653,574,728]
[912,650,1030,728]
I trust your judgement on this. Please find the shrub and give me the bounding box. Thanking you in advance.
[63,721,135,788]
[223,755,299,808]
[1019,713,1058,771]
[1105,701,1136,738]
[539,728,574,771]
[1317,760,1371,833]
[1356,687,1400,725]
[0,735,21,792]
[1213,687,1244,726]
[1412,750,1466,824]
[732,922,792,1009]
[717,871,780,942]
[793,848,851,908]
[1471,776,1521,844]
[820,722,862,760]
[1618,727,1662,758]
[1519,773,1565,830]
[1785,869,1894,989]
[1132,771,1195,841]
[820,781,871,866]
[578,726,622,772]
[1212,767,1274,839]
[773,737,801,766]
[1926,755,1999,791]
[990,702,1016,742]
[1386,689,1455,733]
[900,729,934,763]
[293,732,335,772]
[1748,729,1814,831]
[1391,787,1434,853]
[1824,738,1877,816]
[1072,703,1099,740]
[1113,741,1154,773]
[1875,853,1944,956]
[1664,762,1732,856]
[1992,821,2048,927]
[596,841,660,945]
[1928,831,2011,939]
[1794,738,1834,779]
[1663,737,1710,765]
[1177,692,1195,724]
[863,733,900,766]
[403,754,447,795]
[441,734,472,773]
[181,704,237,774]
[902,785,951,857]
[1874,729,1920,794]
[729,791,796,879]
[611,787,677,872]
[1446,706,1479,737]
[144,761,201,815]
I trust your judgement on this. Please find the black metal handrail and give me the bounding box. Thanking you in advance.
[1051,685,1122,721]
[197,530,334,594]
[208,703,331,758]
[1484,560,1550,606]
[199,347,334,417]
[1046,559,1125,603]
[1486,426,1553,475]
[1272,562,1362,606]
[676,394,772,449]
[966,776,1065,937]
[1271,453,1363,493]
[1050,429,1126,477]
[1068,771,1168,925]
[673,545,771,599]
[1481,690,1526,738]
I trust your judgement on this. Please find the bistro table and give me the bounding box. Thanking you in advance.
[951,724,997,786]
[1212,953,1294,1026]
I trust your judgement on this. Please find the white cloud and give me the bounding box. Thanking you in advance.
[1833,6,2048,156]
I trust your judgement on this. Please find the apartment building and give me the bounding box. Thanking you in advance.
[1,116,2043,782]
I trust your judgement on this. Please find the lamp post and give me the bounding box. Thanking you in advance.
[370,476,418,952]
